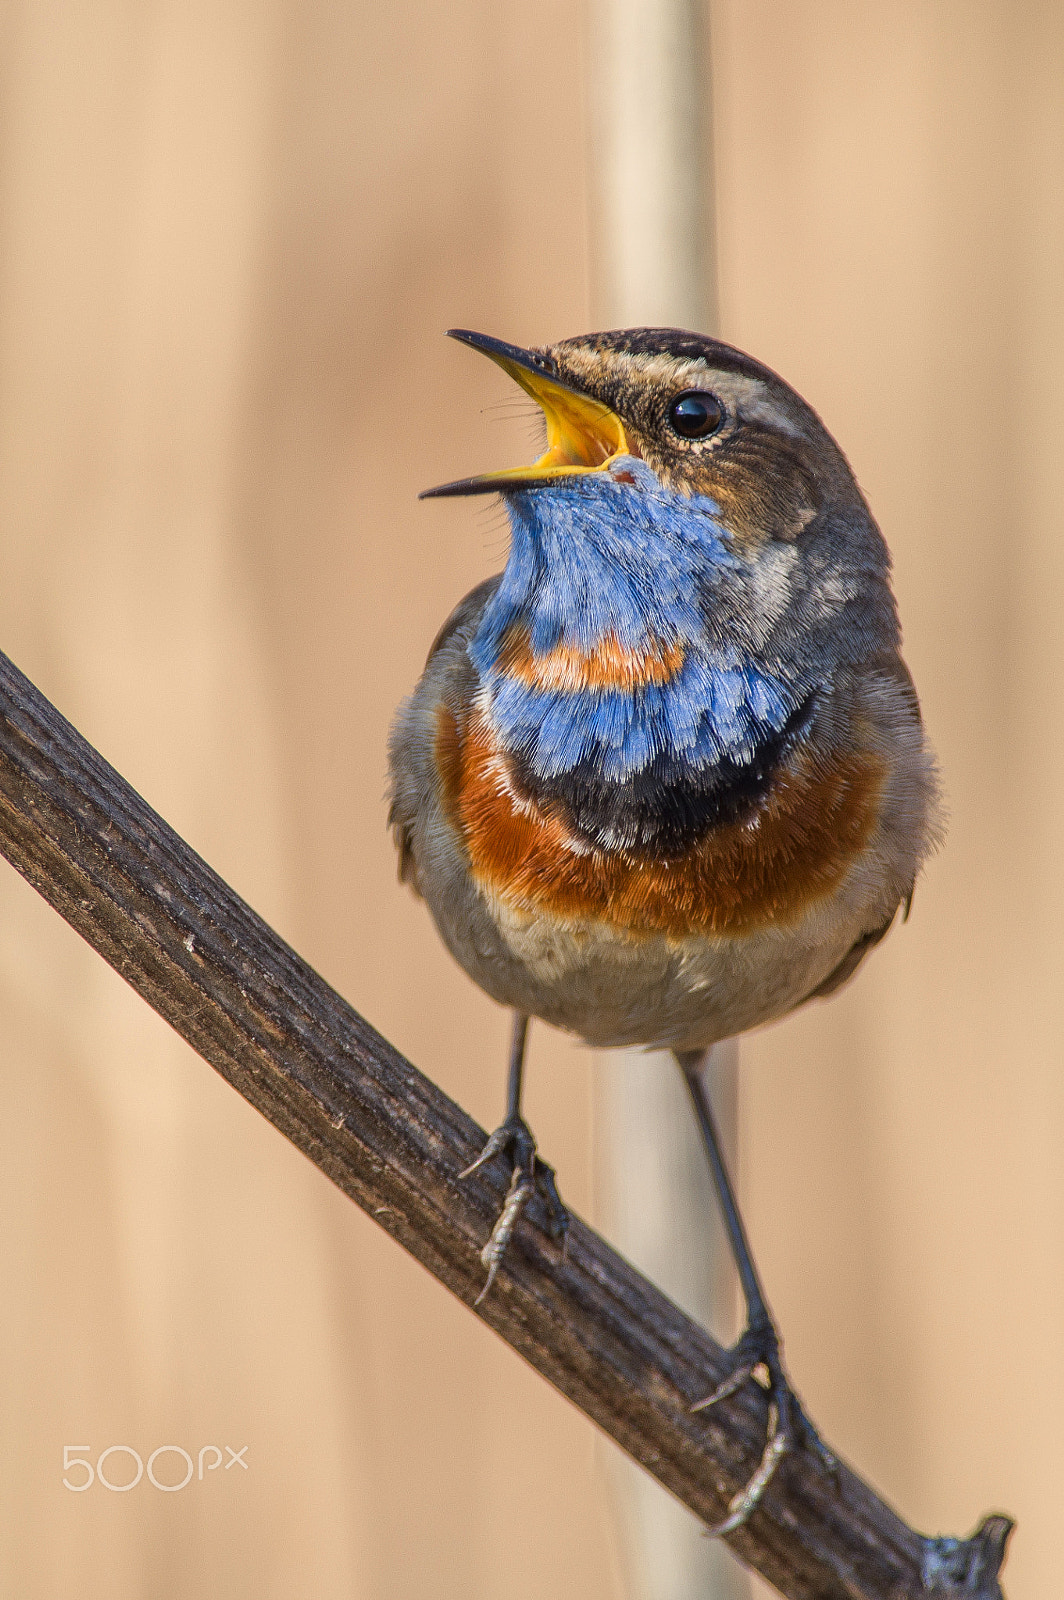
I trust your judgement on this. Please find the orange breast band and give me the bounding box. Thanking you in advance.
[496,624,685,693]
[436,706,886,938]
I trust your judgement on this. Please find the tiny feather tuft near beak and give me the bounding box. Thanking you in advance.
[419,329,629,499]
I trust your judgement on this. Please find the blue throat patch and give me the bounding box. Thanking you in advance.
[470,460,800,788]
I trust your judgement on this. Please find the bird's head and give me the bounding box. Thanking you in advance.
[422,327,899,689]
[423,327,870,546]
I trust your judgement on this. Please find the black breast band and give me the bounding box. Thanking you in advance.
[506,694,817,858]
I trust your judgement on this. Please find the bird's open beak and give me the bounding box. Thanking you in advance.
[420,329,630,499]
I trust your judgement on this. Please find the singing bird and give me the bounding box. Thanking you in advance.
[388,327,941,1528]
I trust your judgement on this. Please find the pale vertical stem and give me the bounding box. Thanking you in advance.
[588,0,715,332]
[586,5,747,1598]
[594,1044,745,1600]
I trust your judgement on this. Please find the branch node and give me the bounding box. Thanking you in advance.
[921,1514,1015,1598]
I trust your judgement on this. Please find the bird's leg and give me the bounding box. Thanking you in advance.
[676,1049,836,1534]
[461,1013,568,1303]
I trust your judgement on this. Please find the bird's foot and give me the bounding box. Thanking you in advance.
[692,1317,836,1535]
[460,1115,569,1304]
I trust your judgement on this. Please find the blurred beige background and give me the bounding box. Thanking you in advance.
[0,2,1061,1596]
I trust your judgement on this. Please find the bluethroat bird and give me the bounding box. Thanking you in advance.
[388,327,941,1530]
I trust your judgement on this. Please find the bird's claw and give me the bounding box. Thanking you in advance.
[474,1163,533,1304]
[460,1115,569,1304]
[459,1122,515,1181]
[692,1321,836,1536]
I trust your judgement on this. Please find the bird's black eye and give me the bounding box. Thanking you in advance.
[668,390,725,440]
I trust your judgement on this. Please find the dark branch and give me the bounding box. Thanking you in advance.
[0,648,1011,1599]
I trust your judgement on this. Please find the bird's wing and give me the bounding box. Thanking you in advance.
[422,574,502,668]
[388,574,502,889]
[800,899,906,1001]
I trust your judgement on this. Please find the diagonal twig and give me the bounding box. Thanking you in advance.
[0,647,1012,1599]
